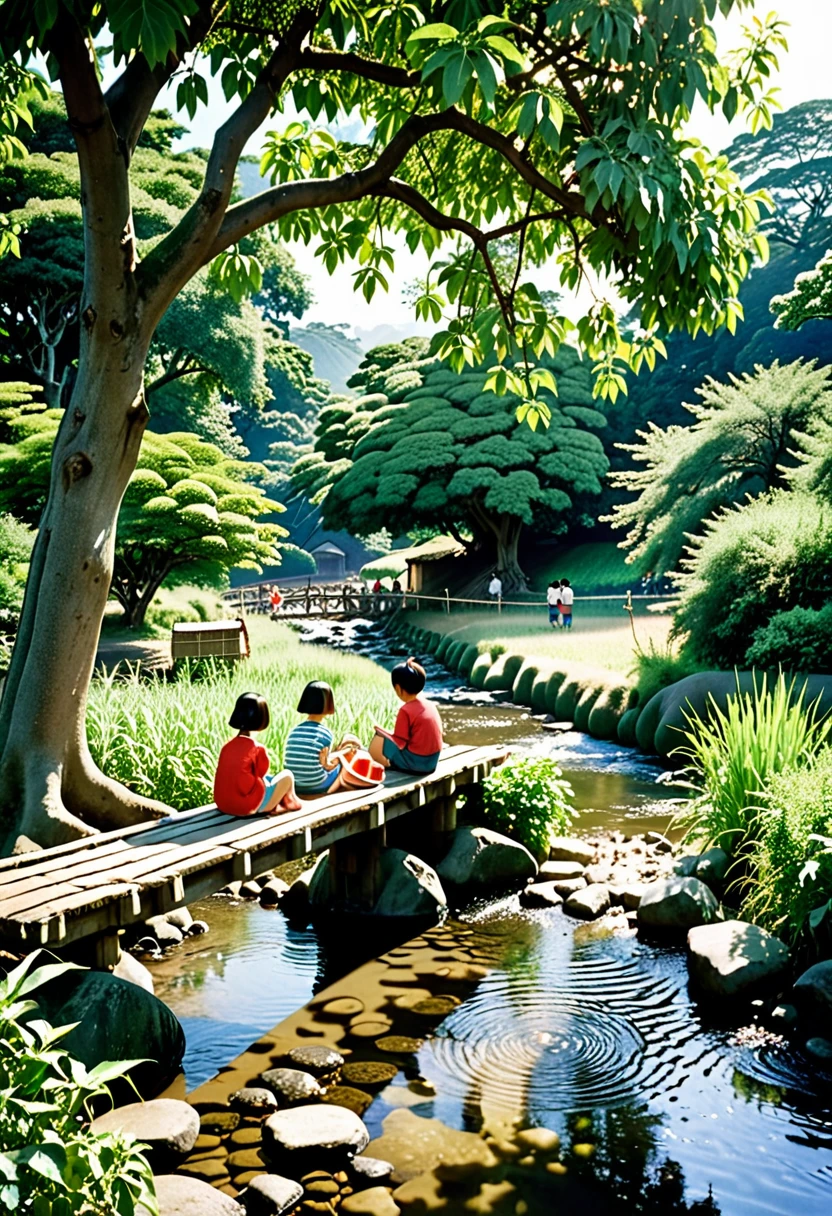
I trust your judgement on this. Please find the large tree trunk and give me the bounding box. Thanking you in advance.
[0,312,170,852]
[468,500,528,593]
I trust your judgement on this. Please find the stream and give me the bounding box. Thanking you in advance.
[148,619,832,1214]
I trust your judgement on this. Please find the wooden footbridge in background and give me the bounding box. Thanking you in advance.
[0,744,507,968]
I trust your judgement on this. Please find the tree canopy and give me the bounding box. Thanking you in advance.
[606,359,832,573]
[295,337,608,589]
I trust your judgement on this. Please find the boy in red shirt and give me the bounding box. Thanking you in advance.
[369,658,443,775]
[213,692,302,816]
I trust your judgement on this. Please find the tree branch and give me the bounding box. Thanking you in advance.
[297,46,419,88]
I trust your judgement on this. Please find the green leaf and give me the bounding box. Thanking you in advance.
[442,51,474,106]
[406,22,458,43]
[109,0,199,69]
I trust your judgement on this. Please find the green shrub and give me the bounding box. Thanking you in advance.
[458,643,480,679]
[436,635,455,662]
[545,670,568,714]
[630,640,697,708]
[0,953,158,1215]
[481,642,506,662]
[470,652,493,689]
[512,659,541,706]
[478,755,576,858]
[530,667,556,713]
[483,652,524,692]
[745,604,832,673]
[741,749,832,948]
[617,705,641,746]
[587,684,630,739]
[555,671,589,719]
[573,680,606,731]
[445,640,467,671]
[675,672,832,857]
[0,512,33,619]
[674,490,832,668]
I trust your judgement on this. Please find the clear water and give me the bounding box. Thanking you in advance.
[147,624,832,1214]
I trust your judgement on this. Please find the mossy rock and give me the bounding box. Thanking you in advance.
[512,659,542,707]
[426,631,442,654]
[375,1035,424,1054]
[340,1061,398,1090]
[617,705,641,746]
[320,1086,373,1116]
[458,643,481,680]
[484,652,524,692]
[554,672,588,720]
[436,635,455,663]
[529,667,556,713]
[470,652,493,690]
[446,640,467,671]
[573,682,607,732]
[587,684,631,740]
[545,670,569,714]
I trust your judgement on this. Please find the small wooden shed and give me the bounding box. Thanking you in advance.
[312,540,347,580]
[171,619,250,661]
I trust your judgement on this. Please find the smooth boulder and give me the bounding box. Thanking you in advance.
[262,1104,369,1173]
[91,1099,198,1168]
[793,961,832,1030]
[519,882,563,909]
[373,849,447,919]
[436,827,537,890]
[693,848,731,889]
[549,837,595,866]
[637,876,719,931]
[150,1175,242,1215]
[261,1067,322,1104]
[565,883,610,920]
[282,851,330,917]
[239,1174,303,1216]
[29,969,185,1098]
[687,920,790,997]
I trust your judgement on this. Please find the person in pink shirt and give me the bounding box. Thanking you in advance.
[369,658,443,774]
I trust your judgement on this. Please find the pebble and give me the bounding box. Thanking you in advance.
[305,1180,340,1197]
[239,1173,303,1215]
[514,1127,560,1153]
[231,1087,278,1115]
[341,1062,399,1089]
[262,1067,322,1104]
[349,1157,394,1189]
[519,882,563,909]
[375,1036,423,1054]
[188,919,210,935]
[321,1085,373,1116]
[287,1046,345,1076]
[200,1111,241,1134]
[227,1148,266,1170]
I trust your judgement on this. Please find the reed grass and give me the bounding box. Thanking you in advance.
[674,672,832,857]
[87,619,393,810]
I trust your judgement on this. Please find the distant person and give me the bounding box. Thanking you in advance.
[391,578,402,594]
[269,584,282,616]
[213,693,301,817]
[370,658,443,775]
[547,580,562,628]
[285,681,349,795]
[641,570,655,596]
[560,578,574,629]
[372,578,382,594]
[488,571,502,601]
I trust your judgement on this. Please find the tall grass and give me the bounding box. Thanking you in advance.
[87,620,393,810]
[674,672,832,857]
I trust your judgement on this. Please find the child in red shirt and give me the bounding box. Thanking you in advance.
[369,658,443,775]
[213,692,302,816]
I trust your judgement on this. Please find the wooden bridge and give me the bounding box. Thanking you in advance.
[0,744,507,968]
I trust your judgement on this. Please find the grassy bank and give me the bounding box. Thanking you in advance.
[408,602,673,677]
[88,618,394,811]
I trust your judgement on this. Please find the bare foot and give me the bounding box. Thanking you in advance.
[280,793,303,812]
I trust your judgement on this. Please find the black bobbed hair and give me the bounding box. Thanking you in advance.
[391,658,426,695]
[297,680,336,715]
[229,692,270,731]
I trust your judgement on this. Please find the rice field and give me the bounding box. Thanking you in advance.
[87,618,393,811]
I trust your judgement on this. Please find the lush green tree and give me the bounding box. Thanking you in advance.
[0,512,34,620]
[0,405,286,628]
[297,339,608,590]
[0,0,786,848]
[771,248,832,331]
[606,359,832,573]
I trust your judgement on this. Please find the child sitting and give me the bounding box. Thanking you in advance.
[214,692,301,816]
[285,681,347,795]
[370,658,443,775]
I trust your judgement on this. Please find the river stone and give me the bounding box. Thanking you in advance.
[260,878,290,907]
[262,1067,322,1104]
[519,882,563,909]
[367,1109,496,1184]
[548,838,595,866]
[514,1127,560,1154]
[149,1175,242,1215]
[373,849,447,919]
[240,880,263,899]
[436,827,537,890]
[113,950,155,994]
[262,1104,369,1173]
[673,855,700,878]
[693,848,731,888]
[282,853,331,918]
[28,969,185,1099]
[188,920,210,935]
[687,920,790,997]
[375,1036,424,1055]
[239,1174,303,1216]
[349,1158,395,1189]
[637,877,719,931]
[231,1087,279,1115]
[201,1111,241,1134]
[553,876,587,898]
[792,961,832,1030]
[341,1187,400,1216]
[144,917,184,949]
[342,1062,399,1089]
[539,860,585,880]
[166,907,194,933]
[565,884,610,920]
[91,1099,198,1167]
[322,1086,373,1116]
[286,1045,344,1076]
[805,1037,832,1065]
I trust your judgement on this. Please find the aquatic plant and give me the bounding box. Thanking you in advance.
[478,754,576,859]
[87,621,393,811]
[0,953,157,1215]
[674,672,832,857]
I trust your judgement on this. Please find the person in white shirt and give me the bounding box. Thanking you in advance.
[559,578,574,628]
[547,581,561,628]
[488,572,502,600]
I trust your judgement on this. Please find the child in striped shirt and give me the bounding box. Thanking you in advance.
[284,681,345,795]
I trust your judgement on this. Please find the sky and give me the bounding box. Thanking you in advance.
[153,0,832,337]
